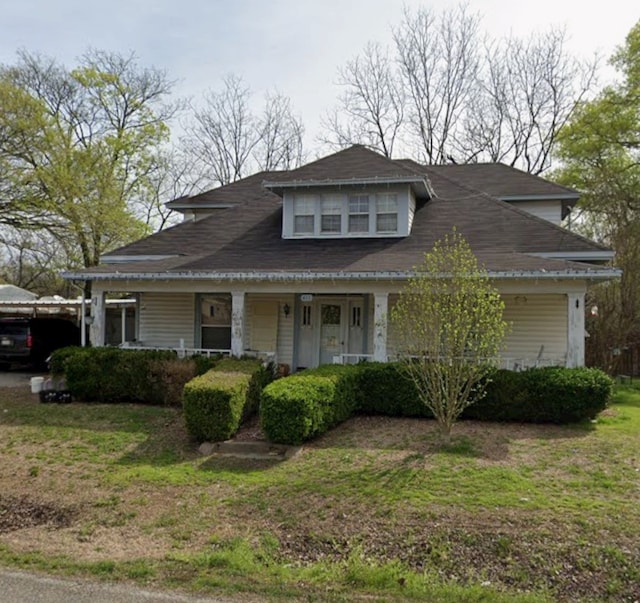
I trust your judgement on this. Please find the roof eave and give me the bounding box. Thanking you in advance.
[61,268,622,283]
[263,176,432,199]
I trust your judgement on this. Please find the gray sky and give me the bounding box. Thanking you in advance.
[1,0,638,146]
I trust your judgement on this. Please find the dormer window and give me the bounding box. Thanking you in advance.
[321,196,342,233]
[283,187,412,239]
[348,195,370,233]
[294,196,316,234]
[376,194,398,233]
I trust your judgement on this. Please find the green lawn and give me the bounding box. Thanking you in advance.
[0,385,638,602]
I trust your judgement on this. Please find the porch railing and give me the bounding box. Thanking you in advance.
[333,353,566,370]
[119,342,277,364]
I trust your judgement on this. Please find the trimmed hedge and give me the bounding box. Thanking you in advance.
[465,367,614,423]
[211,358,275,421]
[48,347,218,405]
[182,358,276,442]
[260,365,360,444]
[354,362,431,417]
[183,371,251,442]
[260,362,614,444]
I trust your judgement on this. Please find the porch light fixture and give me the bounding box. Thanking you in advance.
[283,303,291,317]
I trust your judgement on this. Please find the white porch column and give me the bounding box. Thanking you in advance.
[373,292,389,362]
[231,291,246,357]
[89,289,106,347]
[567,292,585,368]
[121,306,127,344]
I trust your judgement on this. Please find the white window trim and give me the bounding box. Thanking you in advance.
[287,191,406,239]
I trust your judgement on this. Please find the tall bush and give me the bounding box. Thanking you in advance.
[183,371,251,442]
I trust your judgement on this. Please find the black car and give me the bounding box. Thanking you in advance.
[0,317,80,369]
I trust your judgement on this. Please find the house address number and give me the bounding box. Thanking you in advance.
[300,294,313,302]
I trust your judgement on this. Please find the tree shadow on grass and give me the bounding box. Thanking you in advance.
[307,415,597,462]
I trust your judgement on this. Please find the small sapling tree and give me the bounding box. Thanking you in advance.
[391,230,508,442]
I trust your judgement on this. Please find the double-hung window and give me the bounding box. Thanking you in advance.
[293,196,316,234]
[200,294,231,350]
[321,196,342,233]
[376,194,398,233]
[348,195,370,233]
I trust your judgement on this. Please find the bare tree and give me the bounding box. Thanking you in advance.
[320,42,404,157]
[322,4,598,174]
[183,76,305,187]
[0,228,71,296]
[136,147,207,231]
[254,91,305,171]
[460,29,598,173]
[394,4,481,164]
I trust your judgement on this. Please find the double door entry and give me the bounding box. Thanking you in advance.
[296,297,366,369]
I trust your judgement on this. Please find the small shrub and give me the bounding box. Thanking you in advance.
[261,365,359,444]
[48,346,84,375]
[354,362,429,417]
[148,358,198,406]
[183,371,251,442]
[212,358,275,421]
[52,347,179,404]
[465,367,614,423]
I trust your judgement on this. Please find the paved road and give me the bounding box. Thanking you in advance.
[0,568,239,603]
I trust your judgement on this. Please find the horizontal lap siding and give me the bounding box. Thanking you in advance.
[501,294,566,361]
[514,200,562,225]
[387,293,567,362]
[245,294,293,365]
[138,292,195,348]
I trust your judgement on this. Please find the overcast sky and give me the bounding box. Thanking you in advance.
[1,0,638,146]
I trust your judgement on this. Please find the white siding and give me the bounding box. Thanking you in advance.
[511,200,562,225]
[246,294,293,366]
[501,294,567,363]
[408,191,416,232]
[138,292,195,348]
[385,293,567,365]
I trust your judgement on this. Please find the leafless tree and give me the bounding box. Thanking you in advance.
[320,42,404,157]
[322,4,598,174]
[394,4,481,164]
[254,92,305,171]
[183,76,305,187]
[460,29,598,173]
[0,229,71,296]
[135,147,207,231]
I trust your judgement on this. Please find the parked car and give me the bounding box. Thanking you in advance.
[0,317,80,369]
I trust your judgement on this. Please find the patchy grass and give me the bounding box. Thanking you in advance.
[0,384,639,602]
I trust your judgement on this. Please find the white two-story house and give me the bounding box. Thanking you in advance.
[64,145,618,370]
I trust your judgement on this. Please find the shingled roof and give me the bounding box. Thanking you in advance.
[65,145,616,282]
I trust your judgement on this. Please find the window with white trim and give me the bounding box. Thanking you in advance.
[200,294,231,350]
[348,195,370,233]
[321,196,342,233]
[294,196,316,234]
[376,194,398,233]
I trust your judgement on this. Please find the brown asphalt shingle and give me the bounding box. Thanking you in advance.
[86,145,610,279]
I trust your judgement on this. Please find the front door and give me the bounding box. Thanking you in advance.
[319,303,343,365]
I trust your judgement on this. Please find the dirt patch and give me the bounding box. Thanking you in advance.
[275,511,640,602]
[0,495,77,533]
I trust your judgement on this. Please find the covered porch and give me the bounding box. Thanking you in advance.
[86,278,587,370]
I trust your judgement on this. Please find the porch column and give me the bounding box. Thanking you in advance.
[567,292,585,368]
[89,288,106,347]
[373,292,389,362]
[231,291,246,357]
